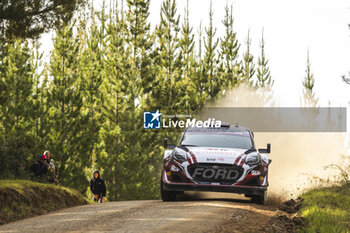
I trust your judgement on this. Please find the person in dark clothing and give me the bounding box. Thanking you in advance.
[30,154,49,178]
[43,150,58,183]
[89,170,106,203]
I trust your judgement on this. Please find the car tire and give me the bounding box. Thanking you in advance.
[160,179,177,201]
[251,190,267,205]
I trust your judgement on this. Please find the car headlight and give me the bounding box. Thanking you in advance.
[245,153,261,165]
[172,149,187,162]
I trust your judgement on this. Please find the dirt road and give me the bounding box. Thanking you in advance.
[0,195,299,233]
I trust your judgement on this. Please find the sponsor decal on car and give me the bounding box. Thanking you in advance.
[206,157,216,162]
[191,167,241,181]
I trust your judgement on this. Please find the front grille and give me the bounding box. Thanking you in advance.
[187,163,243,185]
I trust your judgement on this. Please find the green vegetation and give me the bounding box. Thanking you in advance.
[302,49,318,107]
[255,30,273,88]
[0,0,274,201]
[298,184,350,233]
[0,180,89,225]
[0,0,86,40]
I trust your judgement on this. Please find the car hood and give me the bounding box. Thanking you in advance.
[186,147,247,164]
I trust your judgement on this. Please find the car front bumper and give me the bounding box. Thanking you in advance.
[162,176,267,196]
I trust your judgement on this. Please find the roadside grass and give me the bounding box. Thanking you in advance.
[298,184,350,233]
[0,179,89,225]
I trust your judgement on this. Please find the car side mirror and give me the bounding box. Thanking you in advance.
[258,143,271,153]
[164,138,176,149]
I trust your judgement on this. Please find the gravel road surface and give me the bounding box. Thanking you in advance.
[0,195,295,233]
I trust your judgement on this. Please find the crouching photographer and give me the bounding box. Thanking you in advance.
[89,170,106,203]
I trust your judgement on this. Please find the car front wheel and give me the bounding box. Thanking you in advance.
[251,190,267,205]
[160,178,178,201]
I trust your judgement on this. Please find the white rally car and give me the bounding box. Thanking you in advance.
[160,124,271,204]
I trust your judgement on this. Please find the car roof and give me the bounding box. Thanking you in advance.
[186,125,251,133]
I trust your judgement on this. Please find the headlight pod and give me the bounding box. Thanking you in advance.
[245,153,261,165]
[172,148,187,162]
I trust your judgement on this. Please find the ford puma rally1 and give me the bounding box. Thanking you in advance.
[160,124,271,204]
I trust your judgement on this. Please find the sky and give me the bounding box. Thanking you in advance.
[40,0,350,108]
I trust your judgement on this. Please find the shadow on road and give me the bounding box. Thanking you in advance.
[179,191,252,203]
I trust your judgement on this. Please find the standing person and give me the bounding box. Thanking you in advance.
[44,150,58,183]
[90,170,107,203]
[30,154,49,179]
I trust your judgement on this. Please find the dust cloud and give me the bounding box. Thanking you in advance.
[202,85,349,200]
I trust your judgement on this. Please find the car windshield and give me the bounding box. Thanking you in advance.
[180,131,253,149]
